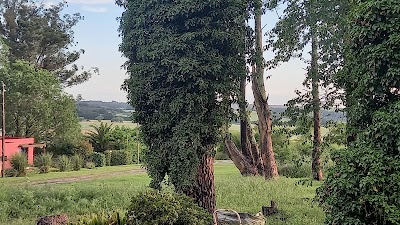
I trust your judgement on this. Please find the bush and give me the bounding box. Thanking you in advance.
[85,162,96,169]
[126,190,212,225]
[4,168,18,177]
[39,166,50,174]
[278,163,311,178]
[34,153,53,172]
[104,151,112,166]
[71,154,84,171]
[10,153,28,177]
[73,140,94,161]
[110,150,132,166]
[73,212,126,225]
[91,152,106,167]
[57,155,71,172]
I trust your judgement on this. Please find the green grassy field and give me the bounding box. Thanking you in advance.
[80,120,138,133]
[0,163,324,225]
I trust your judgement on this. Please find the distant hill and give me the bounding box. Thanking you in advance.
[76,101,132,121]
[77,101,346,125]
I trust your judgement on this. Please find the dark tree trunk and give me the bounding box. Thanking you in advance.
[225,137,258,176]
[252,2,278,179]
[186,153,216,213]
[311,28,323,181]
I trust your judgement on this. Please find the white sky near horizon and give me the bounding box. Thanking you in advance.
[51,0,307,105]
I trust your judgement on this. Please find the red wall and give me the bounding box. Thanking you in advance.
[0,137,35,170]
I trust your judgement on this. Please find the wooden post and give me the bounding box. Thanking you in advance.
[1,81,5,178]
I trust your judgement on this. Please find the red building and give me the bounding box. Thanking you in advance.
[0,137,44,170]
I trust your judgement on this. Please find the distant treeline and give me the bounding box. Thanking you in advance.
[77,101,346,125]
[76,101,133,121]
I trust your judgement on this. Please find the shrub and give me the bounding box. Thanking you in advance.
[104,151,112,166]
[57,155,71,172]
[91,152,106,167]
[4,168,18,177]
[85,162,96,169]
[73,212,126,225]
[110,150,132,166]
[126,190,212,225]
[278,163,311,178]
[73,140,94,161]
[71,154,84,171]
[10,153,28,177]
[34,153,53,172]
[39,166,50,174]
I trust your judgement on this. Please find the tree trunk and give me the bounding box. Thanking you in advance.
[252,2,278,179]
[311,28,323,181]
[240,77,255,164]
[186,153,216,213]
[225,137,258,176]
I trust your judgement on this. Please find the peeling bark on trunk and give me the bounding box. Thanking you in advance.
[311,28,323,181]
[225,137,258,176]
[186,153,216,213]
[252,3,278,179]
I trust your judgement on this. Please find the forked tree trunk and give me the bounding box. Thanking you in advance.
[252,2,278,179]
[225,137,258,176]
[186,153,216,213]
[310,27,323,181]
[240,77,255,164]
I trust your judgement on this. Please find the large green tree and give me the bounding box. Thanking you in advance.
[118,0,246,212]
[266,0,348,180]
[318,0,400,224]
[0,60,81,145]
[0,0,98,86]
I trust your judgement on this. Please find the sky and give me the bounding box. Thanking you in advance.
[53,0,307,105]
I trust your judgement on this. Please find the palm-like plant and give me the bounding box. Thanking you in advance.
[86,122,114,152]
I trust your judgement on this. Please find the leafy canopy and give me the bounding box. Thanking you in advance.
[0,60,81,144]
[119,0,247,191]
[0,0,98,86]
[317,1,400,224]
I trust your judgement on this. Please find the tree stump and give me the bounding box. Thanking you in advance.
[262,201,278,216]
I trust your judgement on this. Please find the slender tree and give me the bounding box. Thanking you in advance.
[118,0,246,212]
[266,0,348,180]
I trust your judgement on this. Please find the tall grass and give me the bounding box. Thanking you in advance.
[10,153,28,177]
[0,164,324,225]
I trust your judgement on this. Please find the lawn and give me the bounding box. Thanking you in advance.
[0,163,325,225]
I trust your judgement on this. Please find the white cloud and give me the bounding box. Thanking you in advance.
[66,0,114,4]
[81,5,108,13]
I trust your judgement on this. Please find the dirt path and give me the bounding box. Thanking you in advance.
[30,169,146,185]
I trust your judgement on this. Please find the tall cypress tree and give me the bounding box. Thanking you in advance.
[118,0,246,212]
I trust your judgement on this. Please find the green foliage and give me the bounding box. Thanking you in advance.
[34,153,53,168]
[34,153,54,174]
[104,151,112,166]
[0,0,98,86]
[87,122,113,153]
[119,0,247,192]
[91,152,106,168]
[73,140,95,161]
[85,162,96,170]
[110,150,132,166]
[4,168,18,177]
[10,153,28,177]
[71,154,84,171]
[319,1,400,224]
[73,212,127,225]
[0,61,82,146]
[57,155,71,172]
[108,126,140,151]
[126,190,212,225]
